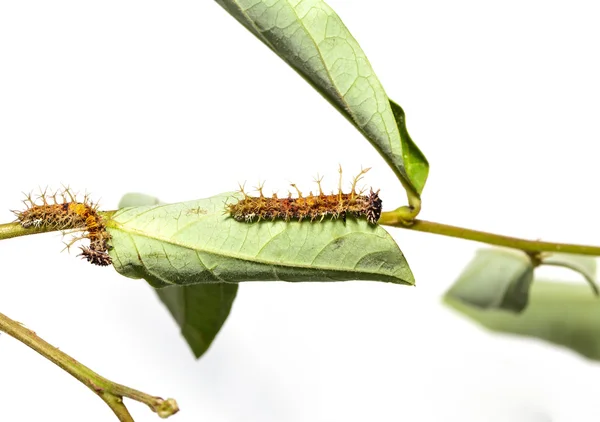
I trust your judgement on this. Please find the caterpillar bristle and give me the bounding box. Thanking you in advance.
[14,187,112,266]
[227,168,382,225]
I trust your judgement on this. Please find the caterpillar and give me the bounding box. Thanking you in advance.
[227,167,382,224]
[13,188,112,266]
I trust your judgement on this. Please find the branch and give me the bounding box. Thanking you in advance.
[6,207,600,257]
[0,211,118,242]
[379,210,600,256]
[0,221,51,240]
[0,311,179,421]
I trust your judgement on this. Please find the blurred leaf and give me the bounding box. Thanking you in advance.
[214,0,428,196]
[446,249,534,312]
[118,193,160,208]
[157,283,238,358]
[539,253,599,296]
[107,193,414,287]
[118,192,237,359]
[444,281,600,361]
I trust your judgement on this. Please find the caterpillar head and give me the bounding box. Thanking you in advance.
[366,189,382,224]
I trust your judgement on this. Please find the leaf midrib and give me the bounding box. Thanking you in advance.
[108,222,398,278]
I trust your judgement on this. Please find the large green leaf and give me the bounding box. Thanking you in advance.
[156,283,238,358]
[118,193,239,359]
[107,193,413,287]
[214,0,428,196]
[445,281,600,361]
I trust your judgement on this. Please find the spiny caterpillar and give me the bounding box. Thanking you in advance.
[13,188,112,266]
[227,167,382,224]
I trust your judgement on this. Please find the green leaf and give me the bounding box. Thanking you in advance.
[107,192,413,287]
[444,281,600,361]
[446,249,535,312]
[118,193,161,208]
[214,0,428,196]
[389,100,429,194]
[539,253,599,296]
[118,192,238,359]
[156,283,238,358]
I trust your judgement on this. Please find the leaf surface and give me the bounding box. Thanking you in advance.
[107,193,413,287]
[445,281,600,361]
[446,249,534,312]
[118,193,161,208]
[117,193,238,359]
[214,0,428,195]
[156,283,238,358]
[539,253,599,296]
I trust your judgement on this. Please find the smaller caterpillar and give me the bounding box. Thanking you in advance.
[227,167,382,224]
[13,188,112,266]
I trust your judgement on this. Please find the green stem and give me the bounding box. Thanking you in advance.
[0,211,117,241]
[0,222,51,240]
[379,211,600,256]
[0,311,179,420]
[6,208,600,257]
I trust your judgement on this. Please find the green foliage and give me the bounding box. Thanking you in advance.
[389,101,429,194]
[108,193,414,288]
[445,250,600,359]
[445,249,535,312]
[214,0,429,197]
[156,283,238,358]
[445,281,600,361]
[446,249,600,314]
[117,193,161,208]
[3,1,600,419]
[117,193,239,359]
[539,253,599,296]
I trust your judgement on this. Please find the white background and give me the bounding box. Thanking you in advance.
[1,1,599,421]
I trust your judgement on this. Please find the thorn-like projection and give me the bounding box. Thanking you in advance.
[226,167,383,225]
[337,164,343,201]
[314,173,325,197]
[350,167,371,199]
[290,183,303,198]
[255,181,266,198]
[237,182,249,199]
[14,187,112,266]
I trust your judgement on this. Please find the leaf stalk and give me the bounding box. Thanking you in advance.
[379,211,600,256]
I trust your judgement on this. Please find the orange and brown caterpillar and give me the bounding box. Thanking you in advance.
[13,188,112,266]
[227,168,382,224]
